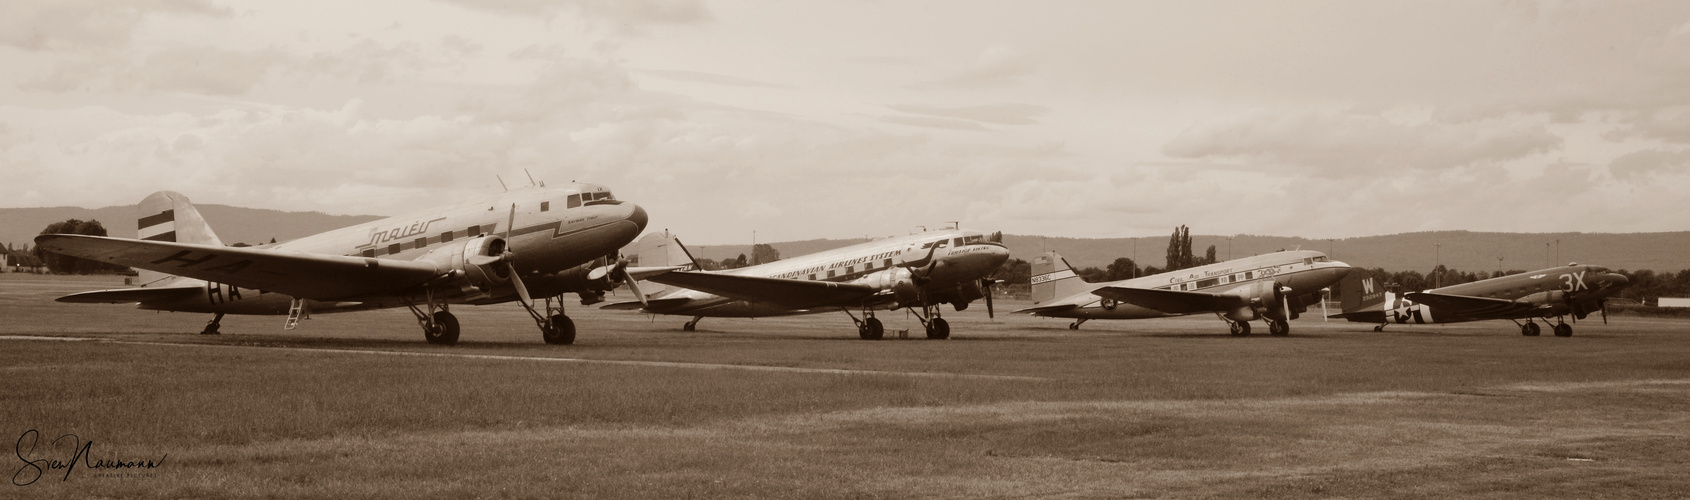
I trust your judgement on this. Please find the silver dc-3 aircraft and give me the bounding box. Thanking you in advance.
[35,183,657,345]
[603,228,1011,339]
[1014,250,1352,335]
[1331,264,1629,336]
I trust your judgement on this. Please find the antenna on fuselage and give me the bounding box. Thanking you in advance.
[496,175,509,192]
[944,221,959,230]
[524,169,539,187]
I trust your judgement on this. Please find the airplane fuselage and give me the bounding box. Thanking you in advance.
[1352,264,1629,325]
[641,230,1009,317]
[1031,250,1350,320]
[134,184,647,315]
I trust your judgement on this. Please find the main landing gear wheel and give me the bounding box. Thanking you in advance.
[1373,324,1386,332]
[1268,319,1290,336]
[1521,322,1541,336]
[926,317,951,340]
[683,320,698,332]
[543,314,576,345]
[858,317,885,340]
[1230,321,1252,337]
[1553,323,1573,337]
[425,311,460,345]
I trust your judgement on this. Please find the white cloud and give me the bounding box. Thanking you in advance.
[913,45,1038,89]
[1609,148,1690,181]
[1162,110,1563,176]
[0,0,228,52]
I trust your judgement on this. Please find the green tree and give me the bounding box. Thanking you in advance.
[1104,257,1138,281]
[35,219,130,275]
[1165,225,1196,271]
[751,244,780,265]
[1204,245,1217,265]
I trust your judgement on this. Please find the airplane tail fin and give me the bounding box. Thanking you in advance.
[1030,250,1088,305]
[633,231,702,295]
[136,191,224,286]
[1332,268,1388,322]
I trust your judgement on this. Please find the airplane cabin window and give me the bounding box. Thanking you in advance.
[362,249,375,258]
[541,201,550,212]
[567,194,581,208]
[415,237,427,249]
[468,225,481,235]
[388,243,401,255]
[441,231,453,242]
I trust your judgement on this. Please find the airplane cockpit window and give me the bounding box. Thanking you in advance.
[964,235,982,244]
[567,194,582,208]
[1313,256,1327,262]
[953,237,964,246]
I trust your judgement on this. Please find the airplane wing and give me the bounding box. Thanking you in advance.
[644,272,878,310]
[600,297,694,311]
[35,234,442,301]
[1011,303,1081,315]
[1403,292,1538,318]
[1089,286,1246,314]
[55,285,205,304]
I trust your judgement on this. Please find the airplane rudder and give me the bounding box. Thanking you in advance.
[1030,251,1080,304]
[137,191,224,247]
[1338,268,1384,312]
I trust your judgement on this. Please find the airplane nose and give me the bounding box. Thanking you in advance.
[626,203,649,231]
[1606,273,1630,288]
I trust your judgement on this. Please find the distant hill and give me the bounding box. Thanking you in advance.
[1,205,382,249]
[682,231,1690,274]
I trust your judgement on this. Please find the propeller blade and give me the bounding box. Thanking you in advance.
[508,262,533,307]
[981,278,996,319]
[1321,288,1330,322]
[1277,285,1291,320]
[622,268,649,308]
[1601,299,1608,324]
[505,203,516,241]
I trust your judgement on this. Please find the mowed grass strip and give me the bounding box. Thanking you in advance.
[7,276,1690,497]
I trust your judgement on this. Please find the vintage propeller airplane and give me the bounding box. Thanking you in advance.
[1014,250,1352,336]
[35,184,655,345]
[1330,264,1630,336]
[603,228,1011,339]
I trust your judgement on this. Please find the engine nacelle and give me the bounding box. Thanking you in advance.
[1223,280,1285,323]
[413,236,511,298]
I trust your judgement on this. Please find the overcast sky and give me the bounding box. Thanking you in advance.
[3,1,1689,244]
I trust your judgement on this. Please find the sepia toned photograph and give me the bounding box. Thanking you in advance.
[3,1,1688,497]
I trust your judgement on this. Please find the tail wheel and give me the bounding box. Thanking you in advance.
[926,318,950,339]
[543,314,576,345]
[425,311,460,345]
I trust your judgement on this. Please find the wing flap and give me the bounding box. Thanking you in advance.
[34,234,441,301]
[1090,286,1245,314]
[1404,292,1537,318]
[56,286,205,304]
[645,272,877,309]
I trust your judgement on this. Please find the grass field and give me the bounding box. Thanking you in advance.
[3,274,1689,498]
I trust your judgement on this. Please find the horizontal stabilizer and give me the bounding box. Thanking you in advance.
[34,234,442,301]
[646,272,877,309]
[1090,286,1243,314]
[56,286,204,304]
